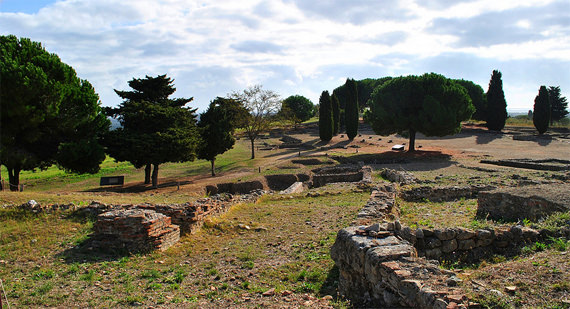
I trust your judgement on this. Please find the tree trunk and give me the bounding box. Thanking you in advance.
[210,159,215,176]
[7,167,20,192]
[144,164,151,184]
[408,129,416,152]
[250,138,255,159]
[151,164,159,188]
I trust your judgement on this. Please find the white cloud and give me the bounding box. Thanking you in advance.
[1,0,568,112]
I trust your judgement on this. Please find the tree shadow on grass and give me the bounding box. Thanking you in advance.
[56,211,131,264]
[83,180,193,193]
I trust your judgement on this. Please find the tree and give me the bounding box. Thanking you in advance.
[345,78,359,140]
[455,79,487,121]
[0,35,109,191]
[548,86,569,124]
[365,73,474,152]
[231,85,281,159]
[279,95,314,129]
[198,97,244,176]
[105,75,198,187]
[485,70,508,131]
[331,94,340,135]
[533,86,550,134]
[319,91,333,141]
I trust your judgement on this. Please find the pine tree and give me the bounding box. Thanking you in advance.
[533,86,550,134]
[319,91,333,142]
[345,78,359,140]
[331,94,340,135]
[548,86,569,124]
[485,70,508,131]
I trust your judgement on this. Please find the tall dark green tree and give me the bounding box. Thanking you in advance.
[279,95,315,129]
[198,97,244,176]
[533,86,550,134]
[105,75,198,187]
[331,94,340,135]
[485,70,508,131]
[455,79,487,121]
[345,78,359,140]
[365,73,474,151]
[318,91,333,142]
[548,86,569,124]
[0,35,109,191]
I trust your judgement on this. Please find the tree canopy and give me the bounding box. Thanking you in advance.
[344,78,359,140]
[279,95,314,129]
[485,70,508,131]
[318,91,333,142]
[533,86,550,134]
[548,86,569,123]
[454,79,487,121]
[104,75,198,187]
[198,97,243,176]
[0,35,109,191]
[230,85,280,159]
[365,73,474,151]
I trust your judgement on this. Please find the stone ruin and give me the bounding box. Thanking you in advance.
[331,176,570,307]
[93,209,180,252]
[477,183,570,221]
[312,165,372,188]
[481,158,570,171]
[85,191,265,253]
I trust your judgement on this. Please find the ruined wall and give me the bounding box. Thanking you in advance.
[331,225,469,308]
[312,165,371,188]
[207,181,264,195]
[92,209,180,252]
[400,185,495,202]
[477,184,570,221]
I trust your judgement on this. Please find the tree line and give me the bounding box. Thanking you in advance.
[1,35,316,191]
[318,70,568,149]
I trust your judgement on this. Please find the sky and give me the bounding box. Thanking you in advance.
[1,0,569,113]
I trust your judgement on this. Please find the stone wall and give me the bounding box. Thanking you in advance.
[206,180,264,195]
[381,168,416,185]
[395,225,540,262]
[265,174,301,191]
[92,209,180,252]
[357,183,397,221]
[331,225,469,308]
[312,165,372,188]
[400,185,495,202]
[477,184,570,221]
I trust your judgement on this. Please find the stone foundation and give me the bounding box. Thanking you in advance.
[381,168,416,184]
[400,185,495,202]
[331,225,469,308]
[312,165,372,188]
[477,184,570,221]
[92,209,180,252]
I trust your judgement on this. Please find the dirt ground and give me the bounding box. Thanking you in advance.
[141,122,570,196]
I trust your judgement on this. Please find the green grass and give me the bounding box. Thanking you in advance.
[0,186,368,307]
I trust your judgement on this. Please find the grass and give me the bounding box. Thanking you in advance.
[0,186,369,307]
[398,197,480,229]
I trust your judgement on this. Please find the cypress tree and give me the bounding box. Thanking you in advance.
[345,78,359,140]
[485,70,508,131]
[319,90,333,142]
[533,86,550,134]
[548,86,569,124]
[331,94,340,135]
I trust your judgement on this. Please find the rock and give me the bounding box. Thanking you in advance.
[446,276,462,287]
[442,239,458,253]
[425,237,442,249]
[262,288,275,296]
[455,228,475,240]
[434,228,456,241]
[281,290,293,296]
[458,239,476,251]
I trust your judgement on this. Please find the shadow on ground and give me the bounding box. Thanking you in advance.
[84,180,193,193]
[56,211,130,264]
